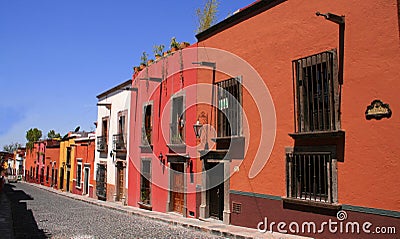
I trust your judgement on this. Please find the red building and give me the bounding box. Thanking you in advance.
[25,142,41,183]
[72,133,96,198]
[44,140,60,188]
[194,0,400,238]
[37,141,46,185]
[127,44,200,217]
[25,139,59,185]
[25,147,35,182]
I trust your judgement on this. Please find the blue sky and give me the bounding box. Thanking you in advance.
[0,0,255,148]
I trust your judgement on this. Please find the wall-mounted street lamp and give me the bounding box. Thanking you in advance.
[193,120,202,138]
[184,153,193,169]
[158,152,165,166]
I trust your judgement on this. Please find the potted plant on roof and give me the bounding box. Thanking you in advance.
[140,51,148,70]
[163,50,171,57]
[133,66,140,73]
[153,44,165,61]
[170,37,179,53]
[179,41,190,49]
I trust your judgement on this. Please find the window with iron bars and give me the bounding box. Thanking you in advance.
[292,50,339,133]
[286,149,338,204]
[170,95,185,144]
[142,103,153,145]
[215,77,242,137]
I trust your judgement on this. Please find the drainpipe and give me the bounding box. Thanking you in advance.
[316,12,345,125]
[316,12,345,85]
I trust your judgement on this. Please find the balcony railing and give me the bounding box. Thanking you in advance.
[113,133,127,152]
[97,136,107,152]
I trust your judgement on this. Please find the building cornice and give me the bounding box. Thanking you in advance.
[96,79,132,99]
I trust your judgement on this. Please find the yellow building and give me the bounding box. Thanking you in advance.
[59,136,76,192]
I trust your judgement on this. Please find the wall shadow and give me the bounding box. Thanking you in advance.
[3,183,49,238]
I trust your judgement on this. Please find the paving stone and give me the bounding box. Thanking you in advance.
[8,183,224,239]
[13,182,310,239]
[0,185,15,239]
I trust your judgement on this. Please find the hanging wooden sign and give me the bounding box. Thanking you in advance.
[365,100,392,120]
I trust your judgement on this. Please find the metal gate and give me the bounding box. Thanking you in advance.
[96,164,107,200]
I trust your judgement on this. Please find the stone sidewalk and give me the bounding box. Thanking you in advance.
[0,184,14,239]
[25,181,311,239]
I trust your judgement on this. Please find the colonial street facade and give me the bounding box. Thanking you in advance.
[19,0,400,238]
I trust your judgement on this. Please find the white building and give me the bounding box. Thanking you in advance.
[7,157,15,176]
[15,148,26,179]
[94,79,131,203]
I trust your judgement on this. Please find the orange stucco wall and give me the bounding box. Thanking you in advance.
[45,145,60,187]
[198,0,400,212]
[73,139,95,196]
[25,146,37,182]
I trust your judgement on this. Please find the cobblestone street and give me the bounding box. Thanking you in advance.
[5,183,222,239]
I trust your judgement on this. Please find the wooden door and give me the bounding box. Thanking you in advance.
[207,163,224,220]
[117,164,124,201]
[171,163,184,214]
